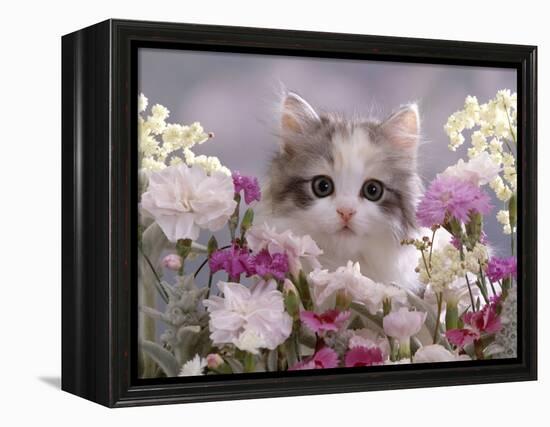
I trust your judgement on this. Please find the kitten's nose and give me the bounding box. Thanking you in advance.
[337,207,356,223]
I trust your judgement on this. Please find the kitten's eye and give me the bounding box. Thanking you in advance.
[362,179,384,201]
[311,175,334,198]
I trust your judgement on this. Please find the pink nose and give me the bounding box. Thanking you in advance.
[337,207,356,223]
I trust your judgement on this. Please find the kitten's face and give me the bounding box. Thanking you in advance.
[265,93,422,252]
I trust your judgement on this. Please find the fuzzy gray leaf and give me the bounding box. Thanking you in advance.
[141,340,180,377]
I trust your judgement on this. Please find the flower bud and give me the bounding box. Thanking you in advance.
[161,254,183,271]
[283,279,300,319]
[206,353,224,370]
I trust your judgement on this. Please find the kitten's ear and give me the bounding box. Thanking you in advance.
[280,91,320,133]
[380,104,420,151]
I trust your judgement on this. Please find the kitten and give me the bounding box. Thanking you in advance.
[257,91,431,291]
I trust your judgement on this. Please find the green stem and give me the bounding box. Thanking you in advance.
[465,274,477,312]
[429,227,438,268]
[433,292,443,344]
[205,273,214,299]
[476,266,489,304]
[421,250,431,279]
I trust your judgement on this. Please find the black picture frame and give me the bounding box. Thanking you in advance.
[61,19,537,408]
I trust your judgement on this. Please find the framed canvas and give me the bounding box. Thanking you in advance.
[61,19,537,407]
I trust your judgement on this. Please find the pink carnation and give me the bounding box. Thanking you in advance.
[417,175,492,227]
[251,249,289,280]
[486,256,517,282]
[462,301,502,335]
[209,245,254,280]
[446,328,480,348]
[289,347,339,370]
[232,171,261,204]
[344,346,384,367]
[300,310,351,334]
[446,298,502,348]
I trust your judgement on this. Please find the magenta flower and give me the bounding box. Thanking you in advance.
[300,309,351,334]
[233,171,261,204]
[446,328,479,348]
[289,347,339,370]
[416,175,492,227]
[344,346,384,367]
[462,302,502,335]
[486,256,517,282]
[209,245,254,279]
[446,298,502,348]
[251,249,289,280]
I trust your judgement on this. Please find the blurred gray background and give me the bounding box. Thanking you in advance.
[138,47,516,259]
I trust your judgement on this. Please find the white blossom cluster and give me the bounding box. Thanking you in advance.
[444,90,517,234]
[417,243,488,294]
[137,93,230,175]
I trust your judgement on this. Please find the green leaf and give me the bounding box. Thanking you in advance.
[141,340,180,377]
[350,302,384,333]
[207,235,218,256]
[292,270,313,311]
[224,356,244,374]
[465,212,483,249]
[240,208,255,239]
[244,352,256,373]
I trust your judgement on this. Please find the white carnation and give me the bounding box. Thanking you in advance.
[441,151,501,186]
[141,163,237,242]
[246,223,323,276]
[413,344,470,363]
[308,261,390,313]
[203,280,292,354]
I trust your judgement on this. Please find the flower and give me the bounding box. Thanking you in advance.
[383,307,426,341]
[416,175,492,227]
[496,210,512,235]
[183,148,231,176]
[289,347,339,370]
[141,164,237,242]
[446,299,502,348]
[233,171,261,204]
[308,261,388,313]
[462,302,502,335]
[441,151,501,186]
[246,223,323,275]
[490,176,513,202]
[178,354,207,377]
[151,104,170,121]
[206,353,224,370]
[445,328,479,348]
[344,346,384,367]
[348,329,391,359]
[161,254,183,271]
[486,256,517,282]
[300,309,350,334]
[138,93,148,113]
[413,344,470,363]
[203,280,292,354]
[209,245,254,280]
[250,249,289,280]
